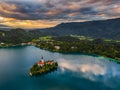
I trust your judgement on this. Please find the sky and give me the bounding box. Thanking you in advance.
[0,0,120,29]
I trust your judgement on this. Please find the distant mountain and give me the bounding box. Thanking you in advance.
[0,24,11,31]
[32,18,120,40]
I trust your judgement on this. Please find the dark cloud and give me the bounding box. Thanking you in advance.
[0,0,120,21]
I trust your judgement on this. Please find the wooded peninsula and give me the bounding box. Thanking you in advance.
[33,36,120,62]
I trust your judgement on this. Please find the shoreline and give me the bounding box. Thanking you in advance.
[35,46,120,63]
[0,44,32,48]
[0,44,120,63]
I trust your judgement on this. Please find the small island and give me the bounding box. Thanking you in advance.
[30,57,58,76]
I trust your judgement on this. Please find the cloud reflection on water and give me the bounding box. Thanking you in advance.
[59,59,106,76]
[58,57,120,87]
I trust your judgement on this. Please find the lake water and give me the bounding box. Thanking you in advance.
[0,46,120,90]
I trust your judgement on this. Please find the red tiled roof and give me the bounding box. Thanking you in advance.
[38,61,44,65]
[47,62,51,64]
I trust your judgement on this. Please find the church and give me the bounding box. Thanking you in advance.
[37,56,44,67]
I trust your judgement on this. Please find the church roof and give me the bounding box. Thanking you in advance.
[38,61,44,65]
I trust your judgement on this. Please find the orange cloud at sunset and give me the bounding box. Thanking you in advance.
[0,17,58,29]
[113,7,120,14]
[45,9,63,16]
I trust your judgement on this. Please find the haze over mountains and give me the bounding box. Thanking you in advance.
[0,18,120,40]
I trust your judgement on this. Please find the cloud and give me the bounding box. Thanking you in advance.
[0,16,58,29]
[59,59,106,76]
[0,0,120,28]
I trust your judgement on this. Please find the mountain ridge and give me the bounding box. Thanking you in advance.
[32,18,120,39]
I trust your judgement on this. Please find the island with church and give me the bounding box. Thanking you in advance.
[30,56,58,76]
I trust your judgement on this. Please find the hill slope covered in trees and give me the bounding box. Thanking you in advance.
[33,18,120,40]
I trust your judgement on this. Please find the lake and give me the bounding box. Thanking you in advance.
[0,46,120,90]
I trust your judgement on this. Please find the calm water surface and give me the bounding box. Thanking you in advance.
[0,46,120,90]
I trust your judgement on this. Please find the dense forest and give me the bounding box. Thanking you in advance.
[0,28,41,44]
[34,36,120,61]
